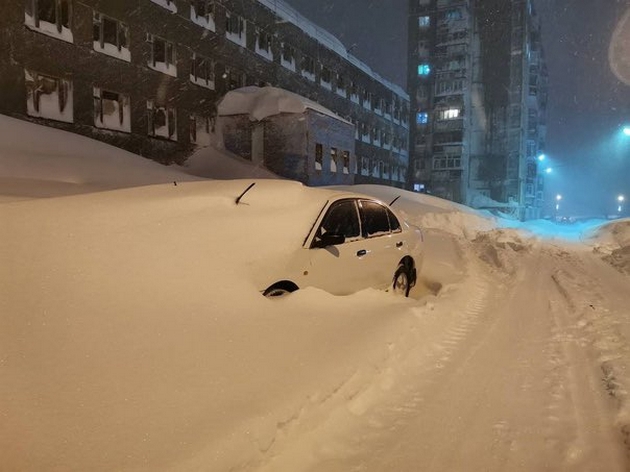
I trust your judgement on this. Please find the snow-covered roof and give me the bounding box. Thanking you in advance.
[256,0,409,100]
[217,86,352,124]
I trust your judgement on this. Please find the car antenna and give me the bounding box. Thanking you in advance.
[235,182,256,205]
[389,195,401,207]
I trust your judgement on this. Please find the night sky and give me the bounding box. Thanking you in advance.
[284,0,630,216]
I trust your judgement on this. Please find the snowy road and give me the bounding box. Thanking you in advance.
[258,233,630,472]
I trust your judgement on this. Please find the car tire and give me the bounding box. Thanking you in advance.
[392,264,412,297]
[263,282,298,298]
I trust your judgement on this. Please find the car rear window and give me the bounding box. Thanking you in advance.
[360,200,391,238]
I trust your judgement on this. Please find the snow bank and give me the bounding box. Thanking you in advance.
[586,218,630,274]
[0,115,198,200]
[335,184,498,238]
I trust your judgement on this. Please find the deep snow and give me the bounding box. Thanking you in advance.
[1,115,630,471]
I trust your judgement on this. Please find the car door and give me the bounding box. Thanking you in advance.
[358,199,401,289]
[306,198,370,295]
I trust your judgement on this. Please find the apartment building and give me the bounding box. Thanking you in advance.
[0,0,410,187]
[407,0,548,219]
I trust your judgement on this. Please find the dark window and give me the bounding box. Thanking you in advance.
[315,200,361,244]
[360,200,391,238]
[39,0,57,24]
[315,143,323,169]
[387,209,402,232]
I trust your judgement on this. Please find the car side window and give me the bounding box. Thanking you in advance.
[360,200,391,238]
[313,199,361,245]
[387,208,402,233]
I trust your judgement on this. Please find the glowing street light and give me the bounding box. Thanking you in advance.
[538,154,546,162]
[545,167,553,174]
[555,194,562,212]
[623,127,630,137]
[619,194,625,213]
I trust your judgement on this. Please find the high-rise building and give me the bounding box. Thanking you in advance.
[408,0,548,219]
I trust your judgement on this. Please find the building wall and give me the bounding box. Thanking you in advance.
[0,0,409,188]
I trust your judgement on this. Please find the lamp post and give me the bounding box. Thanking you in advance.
[619,195,625,214]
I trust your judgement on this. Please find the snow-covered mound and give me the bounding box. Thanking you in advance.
[586,218,630,274]
[218,86,349,122]
[0,115,199,201]
[336,184,498,238]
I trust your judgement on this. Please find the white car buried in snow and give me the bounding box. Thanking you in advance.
[234,181,425,297]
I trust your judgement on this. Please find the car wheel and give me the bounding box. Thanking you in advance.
[392,264,411,297]
[263,282,298,298]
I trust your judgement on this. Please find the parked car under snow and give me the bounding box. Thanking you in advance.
[233,180,425,297]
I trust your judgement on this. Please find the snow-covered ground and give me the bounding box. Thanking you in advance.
[1,116,630,471]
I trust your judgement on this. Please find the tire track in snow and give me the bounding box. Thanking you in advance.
[547,246,630,462]
[543,248,628,470]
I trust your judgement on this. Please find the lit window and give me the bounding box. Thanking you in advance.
[416,112,429,124]
[418,16,430,27]
[438,108,461,120]
[418,64,431,76]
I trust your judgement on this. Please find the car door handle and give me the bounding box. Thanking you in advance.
[396,241,404,248]
[356,249,367,257]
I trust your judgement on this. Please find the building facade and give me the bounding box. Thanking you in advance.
[407,0,548,219]
[0,0,410,187]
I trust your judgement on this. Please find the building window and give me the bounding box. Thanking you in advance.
[190,53,215,89]
[437,108,461,120]
[190,114,214,146]
[315,143,323,170]
[336,73,347,97]
[223,67,246,90]
[342,151,350,174]
[190,0,215,30]
[418,16,430,28]
[150,0,177,13]
[93,12,129,61]
[330,147,338,173]
[93,87,130,132]
[147,100,177,141]
[416,112,429,125]
[350,80,360,103]
[25,69,73,123]
[255,29,273,61]
[25,0,73,43]
[418,63,431,76]
[147,34,177,77]
[301,55,316,81]
[320,66,332,90]
[225,11,246,47]
[281,43,296,71]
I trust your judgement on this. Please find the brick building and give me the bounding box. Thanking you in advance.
[0,0,410,187]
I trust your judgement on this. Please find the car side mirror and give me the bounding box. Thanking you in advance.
[313,233,345,248]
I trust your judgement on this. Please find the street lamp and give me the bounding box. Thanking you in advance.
[623,127,630,137]
[555,194,562,215]
[545,167,553,174]
[538,154,546,162]
[619,194,625,213]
